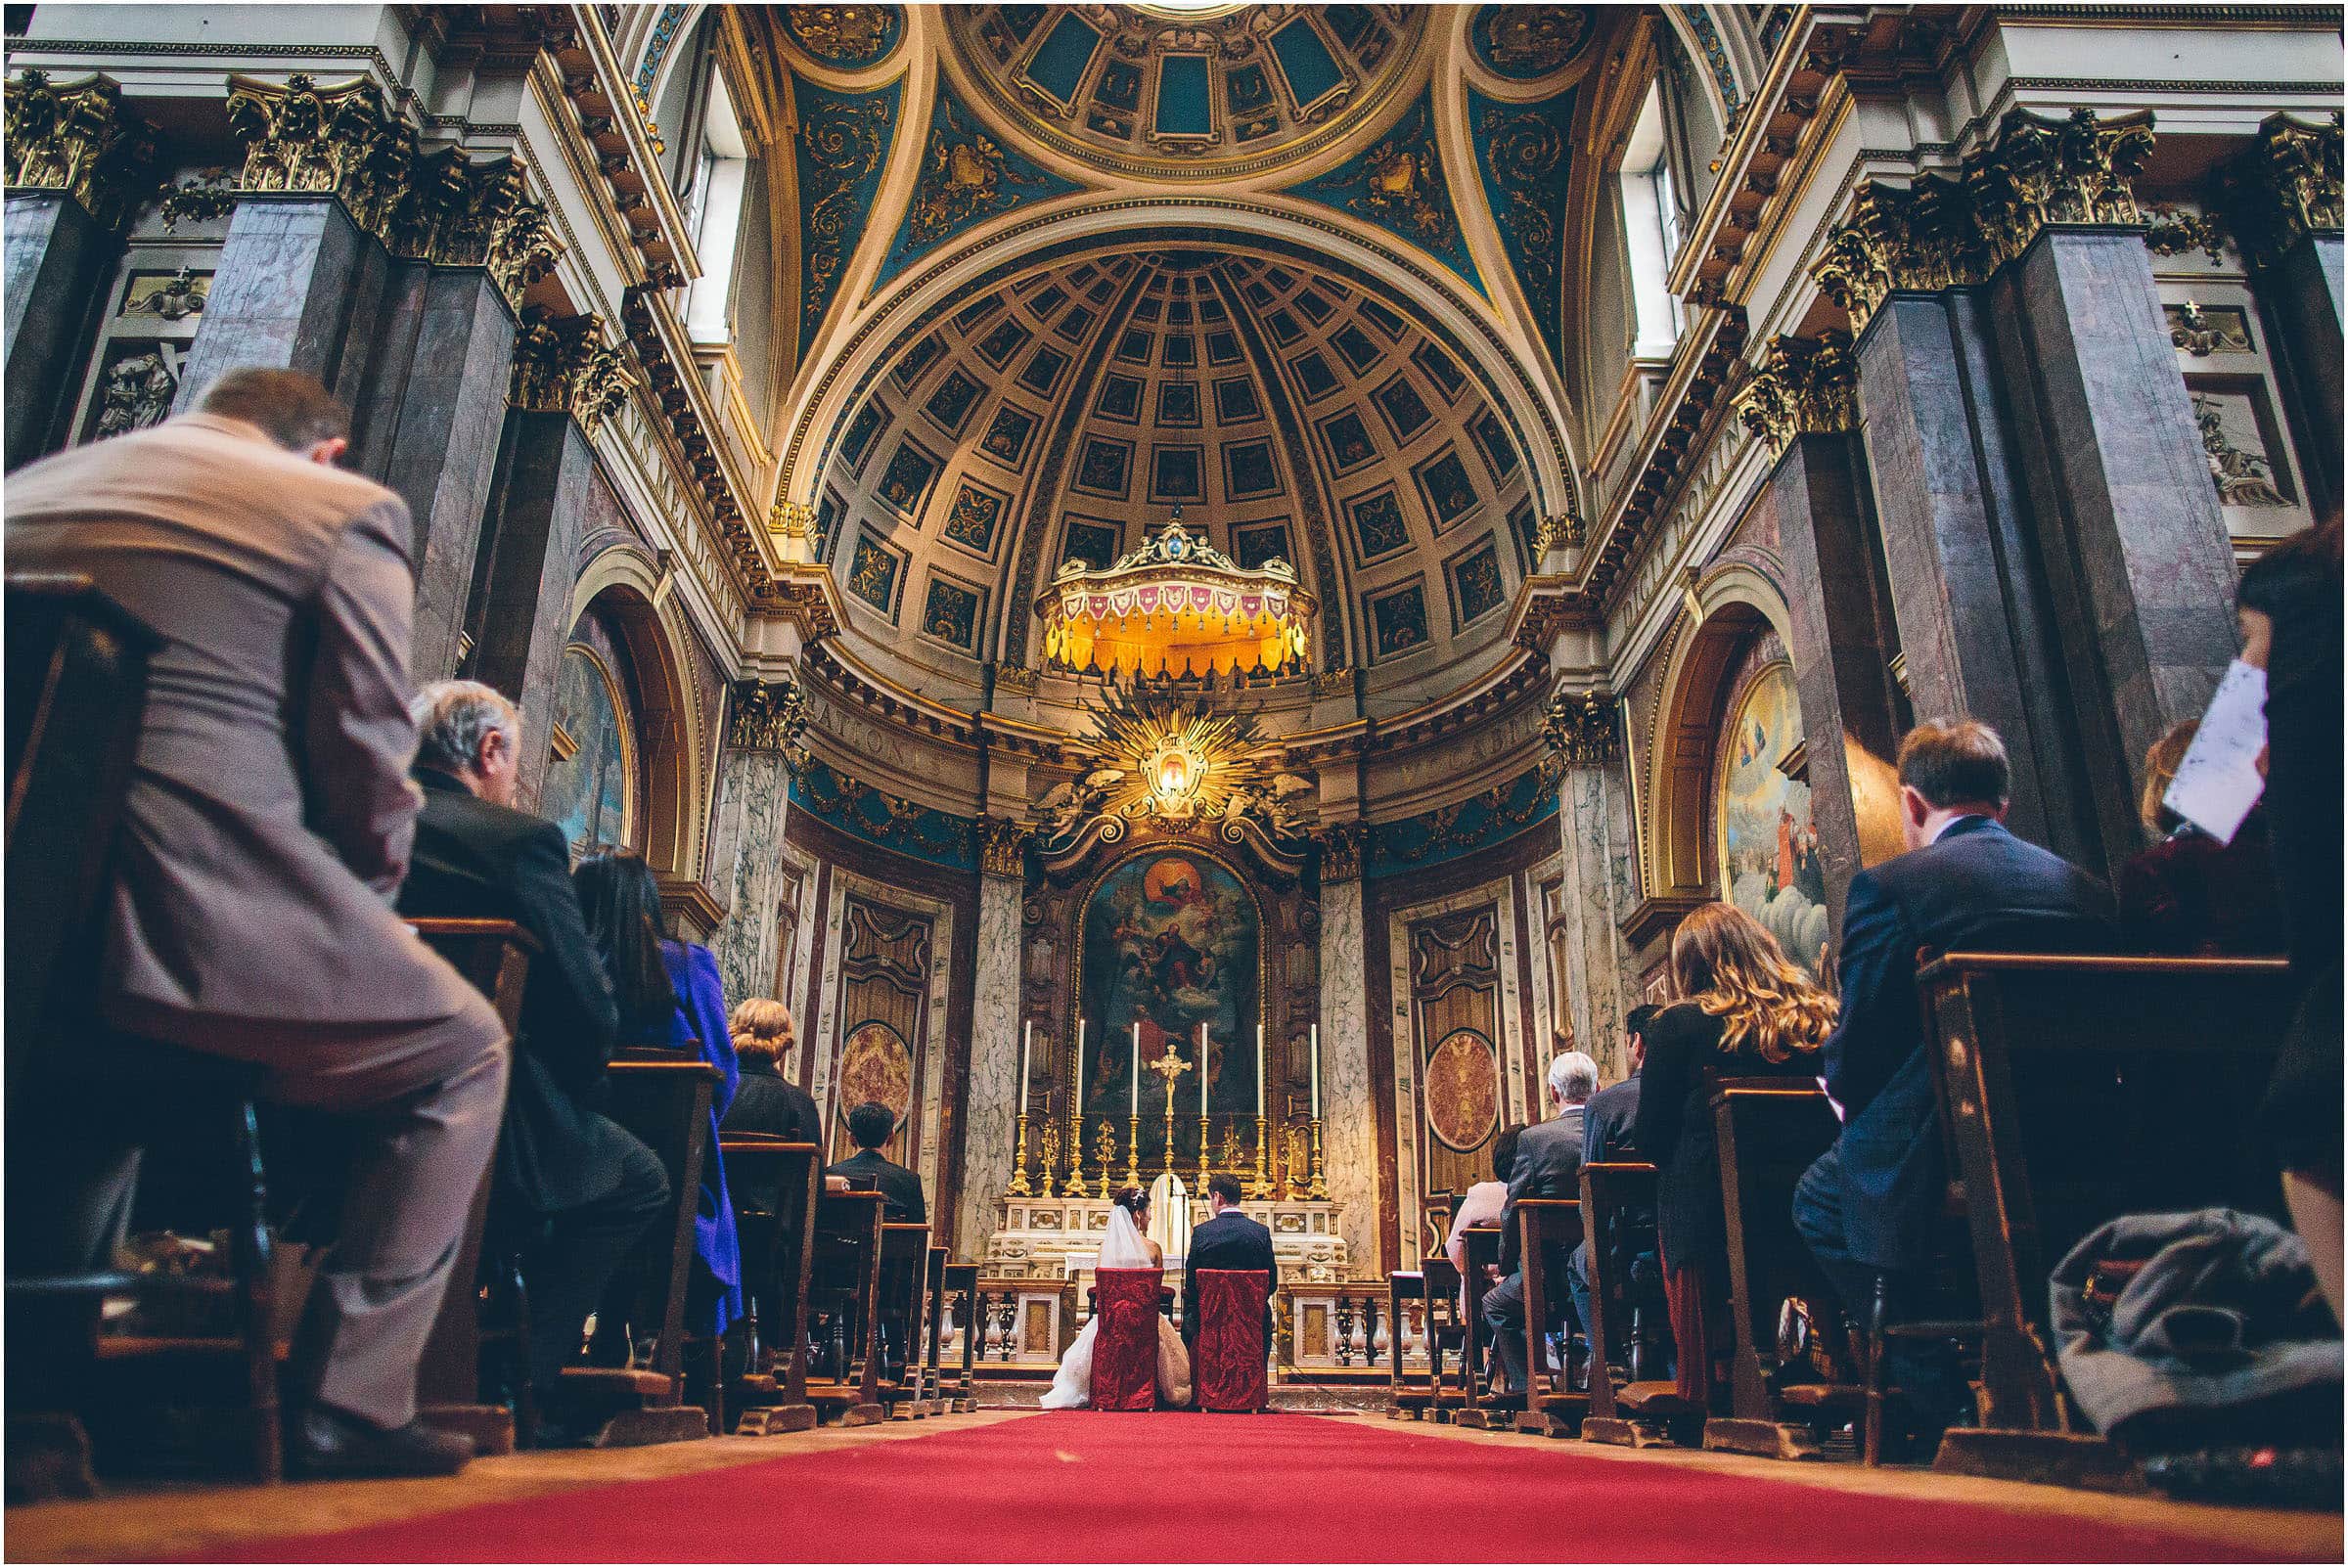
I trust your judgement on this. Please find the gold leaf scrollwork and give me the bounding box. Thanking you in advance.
[4,69,157,229]
[798,95,892,336]
[728,676,813,767]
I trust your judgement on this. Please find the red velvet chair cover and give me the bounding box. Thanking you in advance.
[1194,1269,1271,1412]
[1089,1267,1162,1411]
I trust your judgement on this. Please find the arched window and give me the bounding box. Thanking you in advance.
[683,65,749,344]
[1620,82,1686,357]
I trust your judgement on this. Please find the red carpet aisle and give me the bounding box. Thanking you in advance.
[176,1412,2331,1564]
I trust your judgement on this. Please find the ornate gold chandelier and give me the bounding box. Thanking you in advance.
[1035,511,1316,681]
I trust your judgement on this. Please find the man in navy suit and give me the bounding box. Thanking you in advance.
[1185,1173,1277,1353]
[1794,720,2115,1415]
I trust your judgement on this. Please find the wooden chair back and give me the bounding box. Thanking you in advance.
[1707,1074,1842,1422]
[717,1137,822,1406]
[1579,1161,1659,1423]
[1513,1197,1586,1414]
[1456,1225,1503,1414]
[603,1054,721,1395]
[1918,951,2295,1430]
[810,1189,887,1413]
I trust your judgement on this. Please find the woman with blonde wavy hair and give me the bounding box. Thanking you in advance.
[1631,901,1837,1408]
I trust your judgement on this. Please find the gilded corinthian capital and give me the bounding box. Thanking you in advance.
[226,73,416,237]
[4,69,156,228]
[2221,111,2344,266]
[1733,332,1858,458]
[728,675,813,763]
[1814,108,2156,334]
[509,308,634,432]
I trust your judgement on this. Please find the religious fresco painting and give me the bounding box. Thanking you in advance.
[1078,853,1261,1146]
[834,1018,915,1163]
[542,643,632,855]
[1718,659,1829,975]
[1423,1027,1500,1152]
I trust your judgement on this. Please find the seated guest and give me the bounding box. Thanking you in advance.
[6,369,504,1478]
[1481,1052,1597,1393]
[574,849,743,1344]
[723,1000,824,1147]
[395,682,669,1441]
[829,1100,926,1222]
[1569,1005,1662,1352]
[1637,905,1835,1410]
[2117,720,2283,957]
[1185,1173,1278,1353]
[1446,1124,1525,1314]
[1793,719,2114,1427]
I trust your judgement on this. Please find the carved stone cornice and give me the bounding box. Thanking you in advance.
[4,69,157,229]
[758,565,843,642]
[2219,111,2343,265]
[1315,821,1364,884]
[1539,689,1619,781]
[509,308,633,432]
[1732,331,1859,458]
[726,674,812,763]
[977,816,1030,878]
[1814,108,2155,334]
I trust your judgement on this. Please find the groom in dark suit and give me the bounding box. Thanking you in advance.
[1185,1173,1278,1353]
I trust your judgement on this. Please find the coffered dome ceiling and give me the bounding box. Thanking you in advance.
[942,4,1428,181]
[812,242,1538,710]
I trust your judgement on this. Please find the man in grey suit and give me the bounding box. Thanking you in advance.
[7,370,506,1478]
[1481,1050,1597,1393]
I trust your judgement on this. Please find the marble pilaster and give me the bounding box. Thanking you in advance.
[956,871,1024,1262]
[4,193,113,470]
[1316,877,1376,1271]
[1555,764,1639,1079]
[704,742,794,1008]
[466,409,593,806]
[2264,232,2344,519]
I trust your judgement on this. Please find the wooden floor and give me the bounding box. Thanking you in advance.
[8,1409,2339,1563]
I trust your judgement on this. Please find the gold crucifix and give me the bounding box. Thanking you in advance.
[1144,1041,1191,1109]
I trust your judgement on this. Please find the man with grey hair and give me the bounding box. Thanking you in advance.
[397,681,668,1444]
[7,368,506,1478]
[1481,1049,1599,1393]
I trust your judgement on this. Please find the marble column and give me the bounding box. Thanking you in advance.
[1554,753,1641,1078]
[956,869,1024,1262]
[381,268,519,683]
[1317,874,1377,1271]
[2229,113,2345,520]
[1994,230,2239,865]
[173,195,393,409]
[467,409,594,803]
[704,683,803,1008]
[4,193,113,470]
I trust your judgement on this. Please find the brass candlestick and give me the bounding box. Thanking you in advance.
[1308,1116,1329,1200]
[1249,1112,1273,1198]
[1197,1112,1211,1189]
[1006,1104,1032,1198]
[1062,1094,1089,1196]
[1123,1114,1142,1187]
[1159,1079,1177,1179]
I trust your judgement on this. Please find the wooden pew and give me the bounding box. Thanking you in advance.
[1579,1162,1673,1447]
[1450,1225,1512,1428]
[564,1052,721,1445]
[941,1262,980,1411]
[1918,951,2294,1484]
[805,1189,886,1425]
[877,1223,932,1417]
[408,918,535,1456]
[1513,1197,1588,1436]
[1417,1257,1466,1422]
[1703,1076,1861,1460]
[717,1136,822,1435]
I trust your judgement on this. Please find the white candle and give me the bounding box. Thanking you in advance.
[1018,1018,1032,1114]
[1198,1023,1208,1115]
[1130,1021,1141,1116]
[1255,1024,1265,1117]
[1073,1018,1085,1114]
[1310,1023,1321,1119]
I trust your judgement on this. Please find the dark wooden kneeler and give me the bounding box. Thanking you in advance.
[717,1137,822,1434]
[1512,1197,1587,1437]
[1701,1076,1860,1460]
[805,1190,887,1425]
[1579,1162,1677,1448]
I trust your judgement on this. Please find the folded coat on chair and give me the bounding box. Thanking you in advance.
[1195,1269,1271,1411]
[1090,1267,1162,1411]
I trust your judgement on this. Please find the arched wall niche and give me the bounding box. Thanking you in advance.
[564,546,712,896]
[1637,563,1794,917]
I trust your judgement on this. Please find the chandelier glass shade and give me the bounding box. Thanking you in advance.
[1036,513,1316,680]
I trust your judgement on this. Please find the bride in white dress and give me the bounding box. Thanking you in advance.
[1040,1187,1193,1409]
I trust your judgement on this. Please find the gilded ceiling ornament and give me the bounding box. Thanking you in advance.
[225,73,417,241]
[1341,108,1459,251]
[508,308,634,434]
[1472,6,1590,78]
[797,92,892,336]
[4,68,157,229]
[785,6,899,67]
[906,105,1049,248]
[2219,111,2342,266]
[1037,515,1315,681]
[1477,102,1564,313]
[1732,331,1858,458]
[727,675,814,765]
[771,500,816,540]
